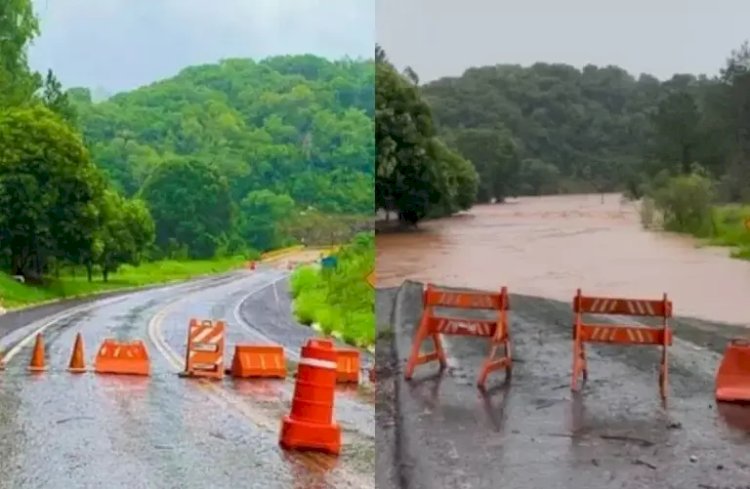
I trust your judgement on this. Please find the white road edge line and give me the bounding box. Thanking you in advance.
[231,274,302,361]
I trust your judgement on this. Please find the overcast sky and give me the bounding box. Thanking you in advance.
[28,0,375,94]
[377,0,750,83]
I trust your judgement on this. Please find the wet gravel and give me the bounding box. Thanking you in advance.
[378,281,750,489]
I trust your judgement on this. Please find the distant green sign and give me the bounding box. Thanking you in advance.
[321,256,338,269]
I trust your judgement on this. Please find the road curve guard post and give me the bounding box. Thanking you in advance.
[404,284,512,389]
[279,338,341,455]
[572,289,672,399]
[180,319,226,380]
[94,339,150,376]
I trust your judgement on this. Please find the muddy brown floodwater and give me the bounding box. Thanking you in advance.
[377,193,750,326]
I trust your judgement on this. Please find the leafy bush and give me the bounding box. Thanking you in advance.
[648,173,715,237]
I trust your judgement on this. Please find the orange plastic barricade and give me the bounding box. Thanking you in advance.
[715,339,750,403]
[335,348,360,383]
[279,338,341,455]
[181,319,226,380]
[229,344,286,378]
[572,289,673,399]
[94,339,150,376]
[404,284,512,389]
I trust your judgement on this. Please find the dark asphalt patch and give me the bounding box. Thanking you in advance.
[378,281,750,489]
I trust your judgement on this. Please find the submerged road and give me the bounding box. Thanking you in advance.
[376,282,750,489]
[0,264,374,489]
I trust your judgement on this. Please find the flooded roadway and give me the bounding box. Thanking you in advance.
[375,194,750,489]
[377,193,750,326]
[0,261,374,489]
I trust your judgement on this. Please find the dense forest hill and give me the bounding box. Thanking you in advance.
[1,0,374,281]
[69,56,374,254]
[421,45,750,203]
[377,41,750,233]
[70,56,374,213]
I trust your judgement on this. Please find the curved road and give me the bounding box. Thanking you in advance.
[0,265,374,489]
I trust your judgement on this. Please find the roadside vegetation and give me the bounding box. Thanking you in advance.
[0,1,373,308]
[289,233,375,348]
[0,257,249,309]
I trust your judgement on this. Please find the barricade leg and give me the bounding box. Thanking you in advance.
[659,340,669,400]
[477,339,512,388]
[571,337,588,391]
[404,318,447,380]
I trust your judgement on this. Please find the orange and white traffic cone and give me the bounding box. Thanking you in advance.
[279,338,341,455]
[68,332,86,373]
[28,333,47,372]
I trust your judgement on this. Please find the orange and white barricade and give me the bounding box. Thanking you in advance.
[94,339,150,376]
[181,319,226,379]
[572,289,673,399]
[404,284,511,388]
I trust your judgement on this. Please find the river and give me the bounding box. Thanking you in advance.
[376,193,750,326]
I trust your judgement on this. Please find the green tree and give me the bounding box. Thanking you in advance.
[40,69,77,124]
[139,158,233,259]
[94,191,155,281]
[377,46,475,224]
[0,106,105,279]
[0,0,41,108]
[238,190,295,251]
[518,158,560,195]
[451,128,521,202]
[652,91,701,174]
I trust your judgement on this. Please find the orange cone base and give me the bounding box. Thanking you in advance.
[28,366,47,372]
[68,367,87,374]
[279,416,341,455]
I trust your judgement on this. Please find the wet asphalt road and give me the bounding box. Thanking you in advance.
[0,267,374,489]
[376,281,750,489]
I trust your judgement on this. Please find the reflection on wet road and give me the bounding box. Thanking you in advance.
[377,194,750,325]
[0,267,374,489]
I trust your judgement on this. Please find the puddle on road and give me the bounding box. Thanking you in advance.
[378,193,750,326]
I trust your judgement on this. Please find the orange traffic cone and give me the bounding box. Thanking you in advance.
[68,333,86,373]
[279,338,341,455]
[28,333,47,372]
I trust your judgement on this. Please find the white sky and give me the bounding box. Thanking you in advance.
[377,0,750,82]
[28,0,375,94]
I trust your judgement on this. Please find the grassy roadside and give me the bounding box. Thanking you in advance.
[705,205,750,259]
[0,256,252,310]
[289,233,375,348]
